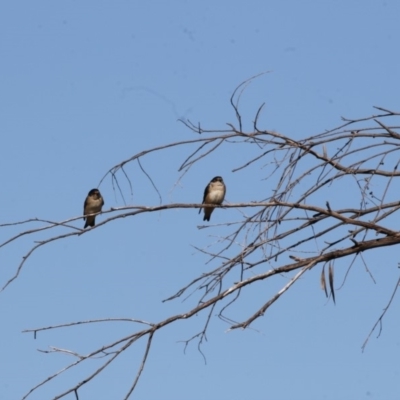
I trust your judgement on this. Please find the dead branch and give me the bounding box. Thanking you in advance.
[2,77,400,398]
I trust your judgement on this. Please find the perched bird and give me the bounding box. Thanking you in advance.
[199,176,226,221]
[83,188,104,228]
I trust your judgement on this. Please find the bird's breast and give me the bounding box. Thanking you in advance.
[207,185,225,203]
[86,198,103,213]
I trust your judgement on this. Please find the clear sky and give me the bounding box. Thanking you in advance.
[1,1,400,399]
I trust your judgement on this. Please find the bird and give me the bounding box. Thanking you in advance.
[199,176,226,221]
[83,188,104,228]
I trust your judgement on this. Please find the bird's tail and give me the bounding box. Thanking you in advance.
[84,217,95,229]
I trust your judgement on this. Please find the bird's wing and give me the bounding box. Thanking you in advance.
[199,183,210,214]
[83,197,89,217]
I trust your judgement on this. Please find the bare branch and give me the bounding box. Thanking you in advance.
[3,76,400,397]
[361,275,400,352]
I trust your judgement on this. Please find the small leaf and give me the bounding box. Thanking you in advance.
[320,265,328,298]
[329,263,336,304]
[326,201,331,212]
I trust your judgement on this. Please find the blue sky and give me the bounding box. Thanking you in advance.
[1,1,400,399]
